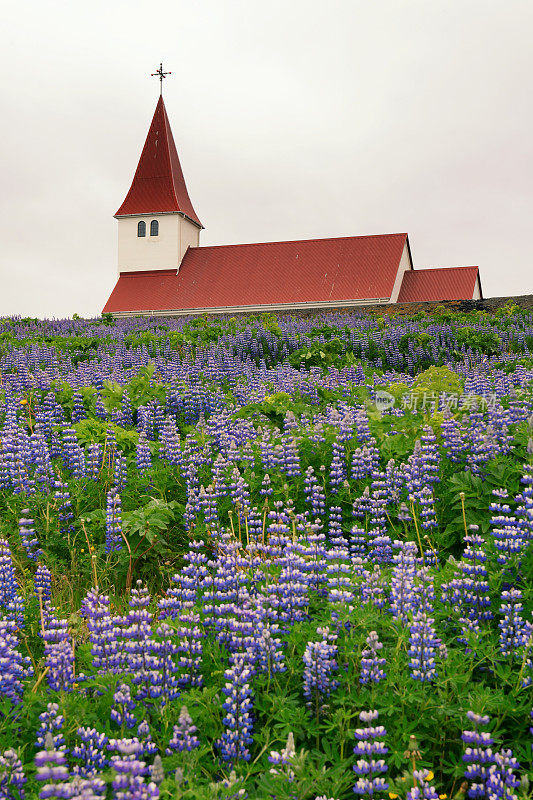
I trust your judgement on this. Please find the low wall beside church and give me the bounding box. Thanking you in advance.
[172,295,533,320]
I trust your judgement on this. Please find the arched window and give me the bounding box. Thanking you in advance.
[137,220,146,237]
[150,219,159,237]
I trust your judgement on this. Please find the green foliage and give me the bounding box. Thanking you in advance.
[398,332,433,353]
[73,418,139,452]
[288,338,347,371]
[412,365,464,395]
[455,326,501,355]
[235,391,312,428]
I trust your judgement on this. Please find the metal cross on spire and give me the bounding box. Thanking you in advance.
[151,63,171,95]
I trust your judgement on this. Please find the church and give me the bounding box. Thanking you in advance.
[103,91,482,317]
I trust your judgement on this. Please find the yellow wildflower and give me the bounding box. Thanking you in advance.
[426,772,434,782]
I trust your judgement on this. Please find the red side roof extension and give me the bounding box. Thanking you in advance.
[115,96,202,227]
[102,270,180,314]
[102,233,408,313]
[397,266,481,303]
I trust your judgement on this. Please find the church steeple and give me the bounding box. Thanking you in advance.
[115,95,202,228]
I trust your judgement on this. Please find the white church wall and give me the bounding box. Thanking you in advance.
[178,216,201,267]
[389,241,413,303]
[117,214,181,272]
[117,214,200,272]
[472,279,481,300]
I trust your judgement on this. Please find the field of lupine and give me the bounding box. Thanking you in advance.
[0,304,532,800]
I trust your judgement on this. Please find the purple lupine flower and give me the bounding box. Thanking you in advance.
[105,488,122,553]
[81,588,122,676]
[302,627,339,717]
[441,525,492,642]
[280,435,300,477]
[498,589,532,676]
[42,615,74,693]
[121,391,133,427]
[408,569,439,683]
[0,539,25,626]
[253,620,286,677]
[18,510,43,561]
[35,734,69,795]
[260,473,272,497]
[485,749,520,800]
[71,728,109,778]
[94,395,107,421]
[34,565,52,605]
[60,425,86,479]
[268,731,296,783]
[71,392,87,424]
[36,704,67,752]
[329,439,347,493]
[416,486,439,531]
[326,540,355,611]
[352,710,388,798]
[361,565,386,609]
[109,738,158,800]
[158,540,208,620]
[152,622,181,702]
[137,721,158,757]
[217,655,254,764]
[198,484,218,526]
[406,769,439,800]
[166,706,200,754]
[0,620,30,707]
[86,443,102,482]
[489,489,524,566]
[389,540,418,623]
[462,711,495,798]
[304,466,325,517]
[266,542,310,628]
[31,430,55,492]
[53,482,75,539]
[122,582,167,705]
[360,631,386,685]
[110,683,137,730]
[0,749,26,799]
[113,451,128,492]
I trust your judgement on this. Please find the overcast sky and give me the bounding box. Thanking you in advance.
[1,0,532,318]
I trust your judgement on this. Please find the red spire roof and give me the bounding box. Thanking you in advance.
[115,96,202,226]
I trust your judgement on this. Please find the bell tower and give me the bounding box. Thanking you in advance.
[114,69,203,274]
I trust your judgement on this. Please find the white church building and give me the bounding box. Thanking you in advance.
[103,93,482,316]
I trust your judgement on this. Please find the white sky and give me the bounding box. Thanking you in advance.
[1,0,532,318]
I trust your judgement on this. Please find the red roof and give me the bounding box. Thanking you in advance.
[397,266,481,303]
[103,233,409,313]
[103,270,180,313]
[115,96,202,226]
